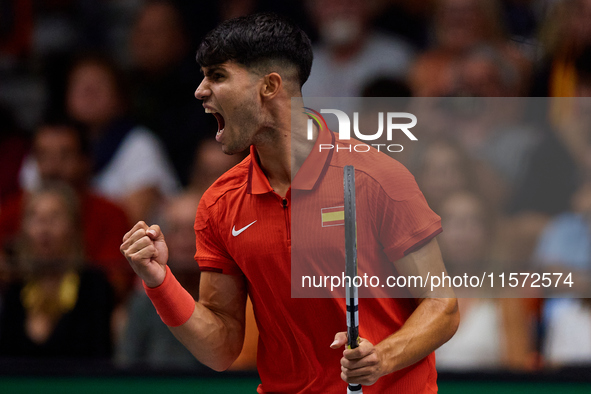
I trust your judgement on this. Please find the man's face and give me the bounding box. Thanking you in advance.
[24,192,74,262]
[34,126,87,185]
[67,63,121,126]
[311,0,366,47]
[195,62,264,155]
[131,2,186,74]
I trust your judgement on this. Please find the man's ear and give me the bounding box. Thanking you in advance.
[260,72,282,100]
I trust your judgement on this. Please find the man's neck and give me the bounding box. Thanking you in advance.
[255,134,291,197]
[254,105,316,198]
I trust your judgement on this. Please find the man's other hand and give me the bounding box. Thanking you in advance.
[331,332,385,386]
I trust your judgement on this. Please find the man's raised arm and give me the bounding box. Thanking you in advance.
[120,221,247,371]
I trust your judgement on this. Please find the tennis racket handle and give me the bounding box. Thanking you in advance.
[347,383,363,393]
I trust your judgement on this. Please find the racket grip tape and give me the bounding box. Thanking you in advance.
[346,335,362,393]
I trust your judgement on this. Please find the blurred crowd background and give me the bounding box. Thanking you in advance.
[0,0,591,376]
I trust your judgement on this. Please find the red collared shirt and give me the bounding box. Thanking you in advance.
[195,126,441,393]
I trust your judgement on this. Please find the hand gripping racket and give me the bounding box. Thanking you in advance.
[344,165,362,394]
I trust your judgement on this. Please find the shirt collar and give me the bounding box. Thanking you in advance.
[292,123,334,190]
[247,146,273,195]
[246,123,334,194]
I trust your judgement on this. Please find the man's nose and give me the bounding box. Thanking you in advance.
[195,79,210,100]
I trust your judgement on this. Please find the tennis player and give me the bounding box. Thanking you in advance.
[121,13,459,393]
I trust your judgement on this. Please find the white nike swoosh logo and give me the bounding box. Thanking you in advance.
[232,220,257,236]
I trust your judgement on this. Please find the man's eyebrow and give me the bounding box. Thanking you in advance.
[202,65,226,76]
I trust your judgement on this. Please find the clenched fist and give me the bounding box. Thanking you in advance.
[120,221,169,287]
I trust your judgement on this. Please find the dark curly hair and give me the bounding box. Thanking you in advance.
[196,13,313,88]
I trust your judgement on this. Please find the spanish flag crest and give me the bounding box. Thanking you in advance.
[321,206,344,227]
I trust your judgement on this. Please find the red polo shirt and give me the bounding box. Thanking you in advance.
[195,126,441,393]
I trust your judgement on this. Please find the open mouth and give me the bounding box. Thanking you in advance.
[205,108,225,140]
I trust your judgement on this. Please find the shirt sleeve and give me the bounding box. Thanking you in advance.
[194,198,244,276]
[370,168,442,262]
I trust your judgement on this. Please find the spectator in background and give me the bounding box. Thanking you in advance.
[435,191,536,371]
[431,0,505,54]
[303,0,414,103]
[30,1,110,123]
[64,54,179,223]
[499,112,578,266]
[129,0,216,186]
[450,47,537,191]
[414,138,506,214]
[500,46,590,272]
[2,121,132,300]
[410,0,529,96]
[416,139,483,209]
[0,183,114,358]
[533,0,591,97]
[130,1,188,77]
[454,45,520,97]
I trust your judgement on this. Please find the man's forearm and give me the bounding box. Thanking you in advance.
[375,297,459,375]
[169,300,246,371]
[335,237,458,386]
[157,271,248,372]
